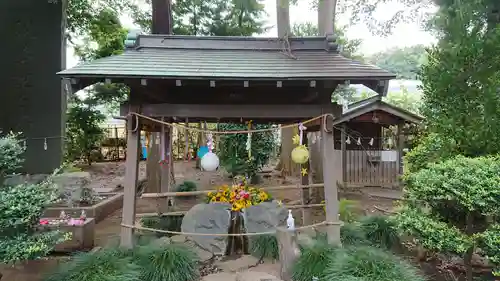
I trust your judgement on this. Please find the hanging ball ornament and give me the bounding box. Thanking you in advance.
[200,152,220,172]
[291,145,310,164]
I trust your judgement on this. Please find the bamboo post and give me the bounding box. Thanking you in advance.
[276,227,300,281]
[184,118,189,160]
[301,133,311,226]
[120,114,141,248]
[341,123,347,184]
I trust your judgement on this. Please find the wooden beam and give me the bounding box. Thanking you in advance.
[120,114,141,248]
[120,104,324,120]
[141,183,324,198]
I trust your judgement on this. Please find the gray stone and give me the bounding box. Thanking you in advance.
[151,237,171,247]
[181,203,231,255]
[51,172,91,203]
[243,201,288,234]
[235,271,282,281]
[3,174,48,186]
[215,255,259,272]
[174,239,214,263]
[202,272,236,281]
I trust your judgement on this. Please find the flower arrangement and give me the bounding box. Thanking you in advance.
[206,181,272,211]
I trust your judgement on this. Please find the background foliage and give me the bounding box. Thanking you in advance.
[218,123,276,179]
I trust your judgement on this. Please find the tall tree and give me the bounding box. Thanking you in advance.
[367,45,427,80]
[66,0,138,39]
[132,0,267,36]
[66,10,128,164]
[419,0,500,157]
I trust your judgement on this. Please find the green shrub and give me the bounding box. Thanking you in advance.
[175,181,198,193]
[403,133,456,177]
[0,132,25,180]
[0,180,70,265]
[140,215,183,238]
[324,246,425,281]
[359,215,400,250]
[395,155,500,279]
[134,243,199,281]
[292,236,340,281]
[44,248,141,281]
[250,234,279,261]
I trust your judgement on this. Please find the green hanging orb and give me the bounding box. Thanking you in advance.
[291,145,309,164]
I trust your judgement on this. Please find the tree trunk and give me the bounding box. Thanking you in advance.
[464,211,474,281]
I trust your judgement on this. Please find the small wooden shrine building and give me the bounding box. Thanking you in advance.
[334,95,423,188]
[58,33,395,246]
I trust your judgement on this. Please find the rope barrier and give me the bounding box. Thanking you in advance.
[121,220,340,236]
[129,112,333,135]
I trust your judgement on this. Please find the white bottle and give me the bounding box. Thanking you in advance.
[286,210,295,230]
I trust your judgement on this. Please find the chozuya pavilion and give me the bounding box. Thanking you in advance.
[58,31,395,247]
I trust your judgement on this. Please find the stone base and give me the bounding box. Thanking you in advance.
[41,218,95,253]
[43,192,123,223]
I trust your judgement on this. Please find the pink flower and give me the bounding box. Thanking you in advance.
[39,219,49,225]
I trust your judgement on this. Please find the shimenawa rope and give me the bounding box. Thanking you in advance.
[121,220,339,236]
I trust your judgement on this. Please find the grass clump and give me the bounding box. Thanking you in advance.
[340,223,370,246]
[249,234,279,261]
[325,246,424,281]
[359,215,400,250]
[175,180,198,193]
[45,239,200,281]
[134,243,200,281]
[44,248,141,281]
[292,236,341,281]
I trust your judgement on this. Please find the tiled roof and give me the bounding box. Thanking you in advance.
[336,96,423,124]
[59,34,395,81]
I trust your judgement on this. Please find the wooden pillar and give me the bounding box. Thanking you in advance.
[160,123,173,212]
[396,123,404,176]
[320,114,341,245]
[301,133,311,225]
[120,114,141,248]
[340,123,347,184]
[276,227,300,281]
